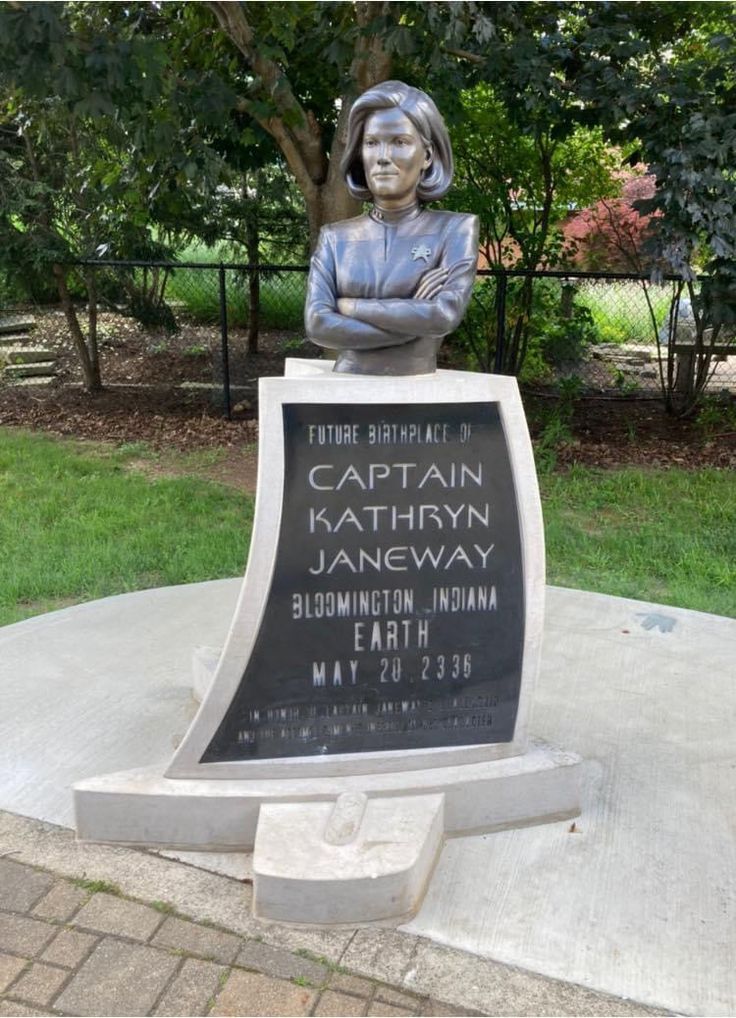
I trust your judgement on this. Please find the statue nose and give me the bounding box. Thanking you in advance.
[377,152,390,165]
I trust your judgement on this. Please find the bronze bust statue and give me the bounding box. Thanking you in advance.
[305,81,479,375]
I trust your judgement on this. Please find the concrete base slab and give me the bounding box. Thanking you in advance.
[0,579,237,830]
[402,589,736,1017]
[72,741,580,851]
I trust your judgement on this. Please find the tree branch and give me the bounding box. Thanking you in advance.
[325,2,392,202]
[442,45,484,65]
[208,1,326,191]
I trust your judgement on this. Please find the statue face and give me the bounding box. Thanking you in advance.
[361,108,432,208]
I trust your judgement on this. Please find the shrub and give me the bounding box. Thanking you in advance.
[455,276,599,380]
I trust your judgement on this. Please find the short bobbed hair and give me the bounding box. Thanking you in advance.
[340,80,453,203]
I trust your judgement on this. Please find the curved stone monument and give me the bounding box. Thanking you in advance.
[75,82,580,925]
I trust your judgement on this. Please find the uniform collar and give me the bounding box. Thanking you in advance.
[369,201,423,225]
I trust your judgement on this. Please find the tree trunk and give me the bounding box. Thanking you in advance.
[305,178,362,251]
[84,270,100,384]
[246,207,260,355]
[207,2,385,251]
[52,264,101,392]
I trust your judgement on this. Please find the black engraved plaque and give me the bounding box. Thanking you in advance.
[202,401,524,761]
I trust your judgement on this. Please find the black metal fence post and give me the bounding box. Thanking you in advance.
[494,270,507,373]
[218,262,232,420]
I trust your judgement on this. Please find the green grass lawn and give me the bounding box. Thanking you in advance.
[162,240,307,331]
[164,265,306,331]
[1,429,733,627]
[576,280,674,345]
[541,464,736,617]
[0,430,252,626]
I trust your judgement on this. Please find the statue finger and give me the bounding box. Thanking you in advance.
[415,273,449,299]
[420,268,449,285]
[416,277,448,299]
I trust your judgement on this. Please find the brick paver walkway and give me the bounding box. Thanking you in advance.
[0,857,473,1017]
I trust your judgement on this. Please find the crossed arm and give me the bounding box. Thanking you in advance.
[305,246,414,351]
[336,258,476,337]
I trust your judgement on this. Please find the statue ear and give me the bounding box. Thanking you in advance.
[424,143,433,168]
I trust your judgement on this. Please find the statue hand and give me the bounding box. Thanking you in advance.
[413,267,449,300]
[337,297,357,316]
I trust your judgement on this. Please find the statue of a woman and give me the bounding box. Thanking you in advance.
[305,81,479,376]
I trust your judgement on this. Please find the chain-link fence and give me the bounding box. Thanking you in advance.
[0,261,316,415]
[468,269,736,400]
[1,261,734,415]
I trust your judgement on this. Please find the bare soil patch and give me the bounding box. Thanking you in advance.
[124,444,260,495]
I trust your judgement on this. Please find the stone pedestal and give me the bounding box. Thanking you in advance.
[75,360,580,924]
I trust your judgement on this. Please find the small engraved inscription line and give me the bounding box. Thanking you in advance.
[307,461,482,491]
[292,588,414,620]
[308,502,490,533]
[306,422,457,446]
[308,542,495,575]
[353,619,429,651]
[432,585,498,612]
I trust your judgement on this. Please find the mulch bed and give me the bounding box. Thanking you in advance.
[1,306,733,467]
[525,394,736,470]
[0,384,257,450]
[1,383,733,470]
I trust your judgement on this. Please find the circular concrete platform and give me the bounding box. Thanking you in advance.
[1,581,735,1015]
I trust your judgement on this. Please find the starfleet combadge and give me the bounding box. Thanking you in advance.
[411,244,432,262]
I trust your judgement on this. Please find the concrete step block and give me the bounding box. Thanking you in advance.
[2,346,56,364]
[0,332,36,347]
[0,317,35,335]
[7,376,55,387]
[3,361,56,378]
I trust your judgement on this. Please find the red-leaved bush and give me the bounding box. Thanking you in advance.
[564,170,660,272]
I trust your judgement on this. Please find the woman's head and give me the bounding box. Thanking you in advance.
[341,80,453,203]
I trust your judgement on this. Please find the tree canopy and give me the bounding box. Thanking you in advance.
[2,1,734,265]
[0,0,734,390]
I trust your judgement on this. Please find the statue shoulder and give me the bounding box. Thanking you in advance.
[423,209,478,235]
[318,214,373,242]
